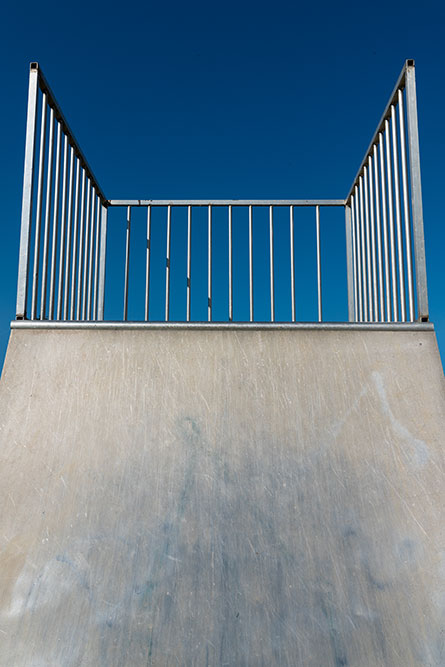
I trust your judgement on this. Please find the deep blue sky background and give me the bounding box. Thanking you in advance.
[1,0,444,367]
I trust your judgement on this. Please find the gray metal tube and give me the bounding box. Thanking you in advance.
[111,199,345,207]
[17,63,39,320]
[86,188,96,320]
[97,204,108,321]
[31,94,48,320]
[13,320,433,332]
[187,205,192,322]
[165,205,171,321]
[69,160,81,320]
[350,196,358,321]
[249,205,254,322]
[316,205,322,322]
[81,180,91,320]
[49,121,62,320]
[208,205,212,322]
[229,205,233,322]
[269,205,275,322]
[124,206,131,321]
[290,206,296,322]
[93,196,101,320]
[76,170,86,320]
[385,119,398,321]
[40,107,55,320]
[363,166,373,321]
[391,104,406,322]
[145,206,151,321]
[373,144,384,321]
[379,133,391,322]
[359,176,368,321]
[398,89,415,321]
[367,156,378,320]
[405,61,428,320]
[354,187,363,322]
[56,135,69,320]
[63,148,75,320]
[345,204,354,322]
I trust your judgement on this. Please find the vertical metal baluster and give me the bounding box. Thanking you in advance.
[17,63,39,320]
[345,203,354,322]
[49,121,62,320]
[76,170,86,320]
[40,107,55,320]
[228,205,233,322]
[97,204,108,321]
[354,188,363,322]
[290,206,296,322]
[186,205,192,322]
[208,205,212,322]
[359,176,368,321]
[379,133,391,321]
[350,199,358,321]
[363,166,373,321]
[368,156,378,319]
[87,190,95,320]
[165,205,171,321]
[145,206,151,321]
[124,206,131,321]
[316,205,322,322]
[56,135,69,320]
[249,205,254,322]
[31,94,48,320]
[351,196,359,321]
[269,206,275,322]
[63,148,75,320]
[391,104,406,321]
[81,180,91,319]
[93,196,101,320]
[385,118,398,320]
[69,160,81,320]
[398,89,415,321]
[373,144,384,321]
[405,60,428,321]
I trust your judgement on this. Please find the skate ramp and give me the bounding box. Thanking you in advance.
[0,326,444,666]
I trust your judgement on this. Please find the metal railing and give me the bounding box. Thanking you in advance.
[106,200,343,323]
[345,59,428,323]
[15,60,429,325]
[16,63,108,322]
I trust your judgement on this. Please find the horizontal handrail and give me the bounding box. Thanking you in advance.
[346,60,411,203]
[108,199,345,207]
[31,63,107,205]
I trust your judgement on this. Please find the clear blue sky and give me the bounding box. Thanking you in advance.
[1,0,444,365]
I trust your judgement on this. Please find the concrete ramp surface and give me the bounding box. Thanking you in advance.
[0,327,444,666]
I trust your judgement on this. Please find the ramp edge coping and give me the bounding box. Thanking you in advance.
[10,321,434,332]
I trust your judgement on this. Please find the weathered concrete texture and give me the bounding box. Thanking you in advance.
[0,328,444,666]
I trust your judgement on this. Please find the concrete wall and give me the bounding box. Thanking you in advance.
[0,328,444,665]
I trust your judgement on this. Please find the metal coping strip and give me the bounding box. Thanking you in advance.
[31,63,107,205]
[107,200,345,207]
[346,59,413,203]
[11,320,434,331]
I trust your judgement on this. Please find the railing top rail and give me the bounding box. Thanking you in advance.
[108,199,345,207]
[30,62,107,205]
[346,59,413,203]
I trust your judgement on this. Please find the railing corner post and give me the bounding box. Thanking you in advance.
[405,61,429,321]
[97,203,108,321]
[345,203,355,322]
[16,63,39,320]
